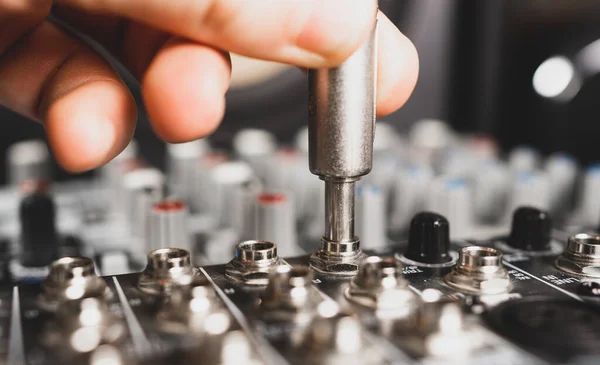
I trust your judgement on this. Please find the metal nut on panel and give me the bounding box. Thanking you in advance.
[137,248,199,296]
[309,237,367,276]
[298,301,382,364]
[157,276,230,335]
[225,240,282,286]
[556,233,600,277]
[444,246,510,295]
[261,265,314,310]
[344,256,418,317]
[401,289,471,358]
[43,298,125,353]
[303,302,363,354]
[260,265,323,320]
[39,256,110,311]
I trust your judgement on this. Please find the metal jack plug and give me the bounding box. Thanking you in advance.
[308,19,378,276]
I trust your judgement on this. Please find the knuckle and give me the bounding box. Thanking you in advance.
[0,0,52,23]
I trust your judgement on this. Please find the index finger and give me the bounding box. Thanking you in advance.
[55,0,378,68]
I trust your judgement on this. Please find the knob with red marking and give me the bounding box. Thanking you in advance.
[256,192,299,257]
[148,199,191,252]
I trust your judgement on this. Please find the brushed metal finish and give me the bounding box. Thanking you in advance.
[307,20,377,268]
[226,240,282,285]
[556,233,600,277]
[324,180,356,242]
[308,24,377,179]
[445,246,510,294]
[137,248,199,296]
[39,257,110,310]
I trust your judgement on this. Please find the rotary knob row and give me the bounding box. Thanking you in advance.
[397,205,553,269]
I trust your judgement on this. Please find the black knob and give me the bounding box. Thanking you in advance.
[508,206,552,251]
[0,238,12,284]
[404,212,451,264]
[19,192,59,267]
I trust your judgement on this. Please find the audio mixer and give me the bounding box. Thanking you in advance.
[1,117,600,365]
[2,17,600,365]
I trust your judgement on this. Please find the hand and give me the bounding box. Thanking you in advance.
[0,0,418,172]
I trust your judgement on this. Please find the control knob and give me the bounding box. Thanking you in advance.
[507,206,552,251]
[403,212,452,265]
[19,183,59,267]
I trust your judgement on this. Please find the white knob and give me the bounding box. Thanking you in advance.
[576,164,600,227]
[210,161,260,230]
[100,251,130,276]
[472,161,510,223]
[408,119,453,166]
[294,126,309,154]
[506,171,550,219]
[355,184,387,249]
[148,200,191,252]
[101,139,142,212]
[545,153,578,218]
[438,147,477,178]
[122,167,165,238]
[363,150,402,200]
[427,176,472,239]
[508,146,540,172]
[391,164,434,231]
[7,140,51,185]
[374,122,401,153]
[194,151,229,214]
[256,192,299,256]
[233,128,277,181]
[166,139,210,211]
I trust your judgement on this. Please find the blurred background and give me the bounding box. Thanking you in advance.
[2,0,600,182]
